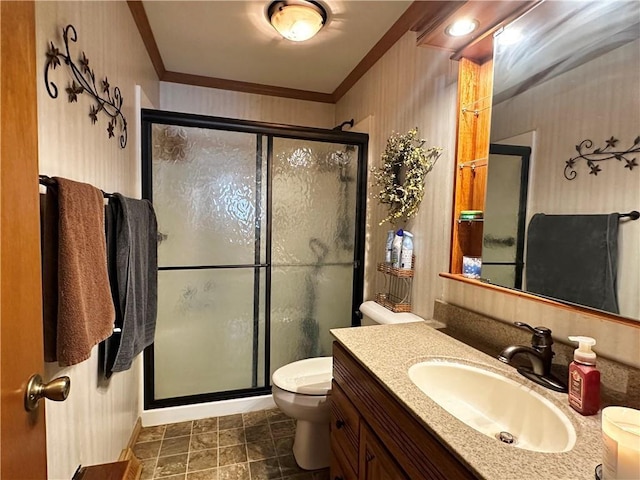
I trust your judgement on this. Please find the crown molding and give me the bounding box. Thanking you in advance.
[128,1,166,78]
[162,71,335,103]
[333,1,465,101]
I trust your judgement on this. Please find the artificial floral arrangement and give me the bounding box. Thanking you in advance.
[373,128,442,225]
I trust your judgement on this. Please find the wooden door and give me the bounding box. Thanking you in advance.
[359,424,407,480]
[1,1,48,478]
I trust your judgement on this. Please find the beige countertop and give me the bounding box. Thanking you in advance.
[331,322,602,480]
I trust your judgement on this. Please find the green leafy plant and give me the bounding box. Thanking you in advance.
[373,128,442,225]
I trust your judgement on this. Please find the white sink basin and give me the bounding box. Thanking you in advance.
[408,360,576,453]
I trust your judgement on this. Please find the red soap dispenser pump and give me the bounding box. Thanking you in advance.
[568,336,600,415]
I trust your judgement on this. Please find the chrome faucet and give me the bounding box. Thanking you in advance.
[498,322,567,392]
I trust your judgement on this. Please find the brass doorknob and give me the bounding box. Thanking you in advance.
[24,374,71,412]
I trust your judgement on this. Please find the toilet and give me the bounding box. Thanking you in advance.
[358,299,424,326]
[271,301,423,470]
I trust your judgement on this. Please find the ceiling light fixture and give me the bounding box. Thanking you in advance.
[267,0,327,42]
[445,18,479,37]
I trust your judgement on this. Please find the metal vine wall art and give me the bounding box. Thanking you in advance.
[564,136,639,180]
[44,24,127,148]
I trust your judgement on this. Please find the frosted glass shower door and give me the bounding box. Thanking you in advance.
[150,124,268,401]
[270,139,359,375]
[143,110,367,407]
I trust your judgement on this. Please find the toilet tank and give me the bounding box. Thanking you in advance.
[359,300,423,326]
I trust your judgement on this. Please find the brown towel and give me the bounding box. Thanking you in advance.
[53,177,115,366]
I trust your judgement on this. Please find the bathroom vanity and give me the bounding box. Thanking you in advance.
[330,322,604,479]
[331,341,476,479]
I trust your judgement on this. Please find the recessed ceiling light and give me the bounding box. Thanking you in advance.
[445,19,479,37]
[267,1,327,42]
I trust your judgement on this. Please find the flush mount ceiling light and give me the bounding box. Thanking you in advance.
[267,0,327,42]
[445,18,479,37]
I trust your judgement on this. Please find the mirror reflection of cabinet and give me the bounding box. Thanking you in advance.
[450,58,492,273]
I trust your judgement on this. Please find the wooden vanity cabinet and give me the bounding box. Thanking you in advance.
[330,342,479,480]
[331,452,355,480]
[330,381,359,480]
[331,382,405,480]
[360,423,407,480]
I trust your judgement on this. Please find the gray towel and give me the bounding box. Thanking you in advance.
[525,213,619,314]
[106,194,158,373]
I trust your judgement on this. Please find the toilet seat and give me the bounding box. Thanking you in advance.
[272,357,333,396]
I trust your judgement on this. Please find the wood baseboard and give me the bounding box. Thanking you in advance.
[124,417,142,453]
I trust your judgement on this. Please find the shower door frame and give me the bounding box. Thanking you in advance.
[141,109,368,409]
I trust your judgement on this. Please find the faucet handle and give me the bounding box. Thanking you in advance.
[513,322,553,346]
[514,321,536,333]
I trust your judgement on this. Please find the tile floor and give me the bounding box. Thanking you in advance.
[133,408,330,480]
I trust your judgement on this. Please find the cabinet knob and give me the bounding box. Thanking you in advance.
[335,419,345,429]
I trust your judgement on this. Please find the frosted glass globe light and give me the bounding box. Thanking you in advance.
[269,2,326,42]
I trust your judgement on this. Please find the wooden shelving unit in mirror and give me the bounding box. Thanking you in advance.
[450,57,492,274]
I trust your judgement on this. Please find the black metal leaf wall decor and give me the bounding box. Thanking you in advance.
[564,135,639,180]
[44,24,127,148]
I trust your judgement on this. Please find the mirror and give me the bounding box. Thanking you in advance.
[484,0,640,320]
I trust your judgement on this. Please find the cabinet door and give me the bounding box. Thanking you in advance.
[359,424,408,480]
[331,448,358,480]
[330,381,360,475]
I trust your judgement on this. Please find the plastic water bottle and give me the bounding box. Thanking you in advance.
[400,231,413,270]
[391,229,403,268]
[385,230,394,263]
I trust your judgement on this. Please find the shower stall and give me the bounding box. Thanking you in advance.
[141,110,367,409]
